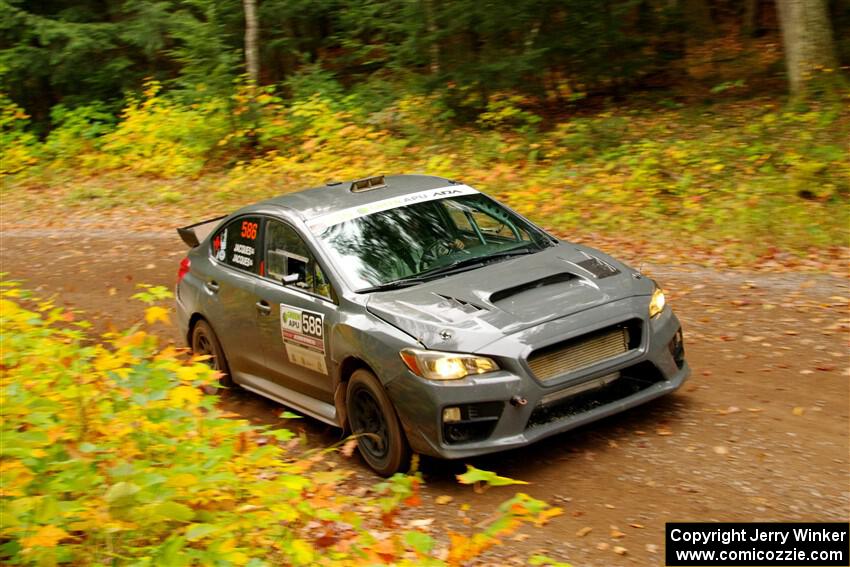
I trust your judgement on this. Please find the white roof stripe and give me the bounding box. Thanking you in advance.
[306,184,479,233]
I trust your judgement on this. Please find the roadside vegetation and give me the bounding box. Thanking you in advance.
[2,83,848,266]
[0,281,562,565]
[2,1,848,267]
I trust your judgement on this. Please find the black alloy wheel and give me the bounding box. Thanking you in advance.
[346,369,410,476]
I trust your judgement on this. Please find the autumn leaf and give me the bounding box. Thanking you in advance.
[456,465,529,492]
[144,305,170,325]
[21,525,70,548]
[169,385,202,406]
[340,438,358,458]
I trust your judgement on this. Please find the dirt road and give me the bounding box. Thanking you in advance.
[1,229,848,566]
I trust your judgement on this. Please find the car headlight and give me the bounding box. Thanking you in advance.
[399,348,499,380]
[649,286,666,318]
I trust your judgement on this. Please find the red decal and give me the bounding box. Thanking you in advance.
[240,221,258,240]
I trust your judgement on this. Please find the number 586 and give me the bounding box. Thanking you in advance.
[241,221,258,239]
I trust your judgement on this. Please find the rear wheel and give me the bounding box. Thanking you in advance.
[346,369,410,476]
[191,319,233,389]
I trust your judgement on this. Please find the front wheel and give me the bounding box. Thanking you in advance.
[346,369,410,476]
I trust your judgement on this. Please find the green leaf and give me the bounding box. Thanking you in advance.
[279,411,302,419]
[529,554,574,567]
[267,429,295,441]
[154,501,195,522]
[403,530,434,554]
[105,481,140,504]
[456,465,528,487]
[185,523,218,541]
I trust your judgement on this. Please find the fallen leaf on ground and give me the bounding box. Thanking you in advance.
[613,546,627,555]
[576,527,593,537]
[792,406,805,416]
[610,526,626,539]
[435,495,453,505]
[713,446,729,455]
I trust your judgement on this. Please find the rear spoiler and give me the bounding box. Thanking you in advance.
[176,215,227,248]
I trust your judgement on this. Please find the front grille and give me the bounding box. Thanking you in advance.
[526,362,664,429]
[527,321,639,382]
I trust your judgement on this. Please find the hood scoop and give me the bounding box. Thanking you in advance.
[489,273,577,305]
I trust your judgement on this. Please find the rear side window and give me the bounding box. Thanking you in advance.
[211,216,262,274]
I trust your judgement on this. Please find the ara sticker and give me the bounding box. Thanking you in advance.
[279,303,327,375]
[306,184,479,233]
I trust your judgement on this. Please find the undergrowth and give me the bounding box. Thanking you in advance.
[0,282,561,565]
[1,83,848,262]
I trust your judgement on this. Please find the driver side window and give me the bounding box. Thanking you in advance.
[265,220,332,300]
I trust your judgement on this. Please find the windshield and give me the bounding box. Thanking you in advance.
[314,193,554,291]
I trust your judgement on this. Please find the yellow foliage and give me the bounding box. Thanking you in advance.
[1,283,558,565]
[169,384,202,407]
[144,305,171,325]
[20,525,70,549]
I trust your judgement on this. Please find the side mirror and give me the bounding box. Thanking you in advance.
[282,273,302,285]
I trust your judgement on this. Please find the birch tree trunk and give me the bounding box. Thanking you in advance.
[775,0,838,96]
[243,0,259,84]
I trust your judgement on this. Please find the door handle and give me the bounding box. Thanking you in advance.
[204,280,220,293]
[255,300,271,315]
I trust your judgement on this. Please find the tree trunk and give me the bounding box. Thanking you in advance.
[424,0,440,74]
[776,0,838,96]
[743,0,761,37]
[243,0,260,84]
[684,0,714,38]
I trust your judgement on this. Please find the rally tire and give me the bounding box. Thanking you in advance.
[191,319,234,389]
[346,369,410,476]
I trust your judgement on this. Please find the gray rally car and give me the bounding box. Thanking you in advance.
[175,174,689,475]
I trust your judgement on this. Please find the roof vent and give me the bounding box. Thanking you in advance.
[350,175,386,192]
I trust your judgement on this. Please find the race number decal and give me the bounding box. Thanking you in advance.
[279,304,327,374]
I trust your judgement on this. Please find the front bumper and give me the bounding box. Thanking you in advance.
[386,299,690,459]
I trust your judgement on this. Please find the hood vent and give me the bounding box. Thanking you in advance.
[489,273,575,304]
[434,293,485,314]
[576,257,620,279]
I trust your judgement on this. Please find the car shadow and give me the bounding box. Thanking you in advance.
[216,382,696,482]
[216,385,345,447]
[416,392,695,485]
